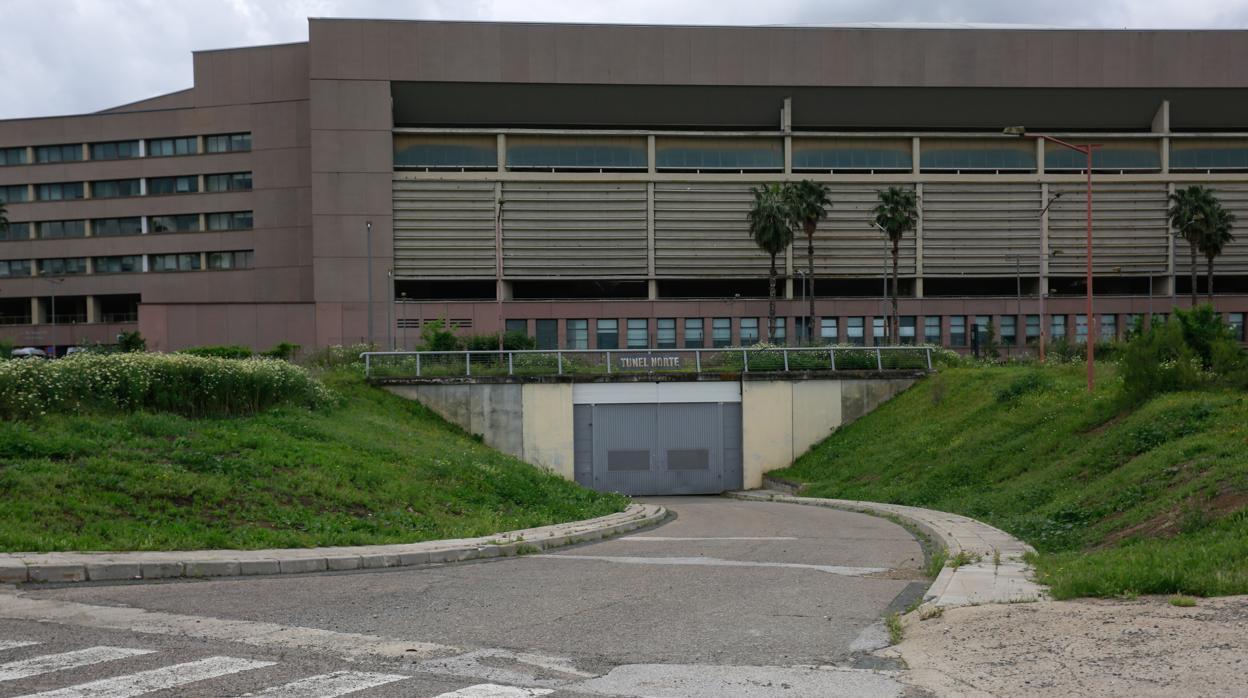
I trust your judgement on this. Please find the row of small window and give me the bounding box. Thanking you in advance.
[505,313,1247,349]
[0,251,254,277]
[0,173,252,203]
[0,212,254,242]
[0,133,251,166]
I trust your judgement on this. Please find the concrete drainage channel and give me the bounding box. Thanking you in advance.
[0,503,667,584]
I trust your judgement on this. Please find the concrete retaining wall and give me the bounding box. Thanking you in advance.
[385,375,916,486]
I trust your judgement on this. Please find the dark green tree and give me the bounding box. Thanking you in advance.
[1169,185,1218,306]
[873,187,920,344]
[1197,203,1236,304]
[783,180,832,344]
[747,184,794,344]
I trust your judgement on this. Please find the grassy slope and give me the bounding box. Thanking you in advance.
[0,370,627,552]
[775,364,1248,598]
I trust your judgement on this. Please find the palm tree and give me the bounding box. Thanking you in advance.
[1169,185,1219,306]
[747,184,793,344]
[1197,203,1236,304]
[783,180,831,344]
[0,201,8,236]
[873,187,919,344]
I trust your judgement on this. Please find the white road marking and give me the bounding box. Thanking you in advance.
[547,554,887,577]
[0,641,40,651]
[16,656,275,698]
[619,536,798,542]
[433,685,555,698]
[0,646,153,682]
[0,592,456,661]
[242,670,408,696]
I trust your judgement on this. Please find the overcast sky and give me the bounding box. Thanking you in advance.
[3,0,1248,120]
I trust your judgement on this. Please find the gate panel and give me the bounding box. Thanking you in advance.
[573,404,593,488]
[591,403,658,494]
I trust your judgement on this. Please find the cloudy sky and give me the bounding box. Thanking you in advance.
[2,0,1247,119]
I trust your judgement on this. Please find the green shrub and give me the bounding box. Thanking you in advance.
[179,345,254,359]
[261,342,301,361]
[464,331,537,352]
[0,353,333,419]
[117,330,146,353]
[419,319,461,351]
[302,343,372,369]
[1119,319,1203,403]
[0,339,12,361]
[995,370,1051,403]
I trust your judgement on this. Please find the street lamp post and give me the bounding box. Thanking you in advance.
[365,220,374,347]
[41,272,65,357]
[400,291,408,351]
[1006,127,1099,392]
[796,269,807,345]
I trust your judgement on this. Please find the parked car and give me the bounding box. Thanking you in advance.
[11,347,48,359]
[64,346,89,356]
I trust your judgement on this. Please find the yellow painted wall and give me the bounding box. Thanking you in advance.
[741,380,794,489]
[791,379,843,459]
[521,383,575,480]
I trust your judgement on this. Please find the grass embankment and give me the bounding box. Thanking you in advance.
[774,364,1248,599]
[0,368,627,552]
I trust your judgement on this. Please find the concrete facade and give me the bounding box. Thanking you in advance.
[388,375,912,490]
[2,20,1247,352]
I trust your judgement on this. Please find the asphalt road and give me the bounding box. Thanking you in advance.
[0,497,930,698]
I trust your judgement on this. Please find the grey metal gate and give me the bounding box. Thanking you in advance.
[573,402,743,495]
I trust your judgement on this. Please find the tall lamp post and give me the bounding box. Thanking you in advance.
[365,220,374,348]
[1035,192,1063,363]
[1006,127,1099,392]
[41,272,65,357]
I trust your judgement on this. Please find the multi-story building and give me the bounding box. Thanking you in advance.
[1,19,1246,353]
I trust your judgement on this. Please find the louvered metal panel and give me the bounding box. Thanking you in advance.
[392,180,496,278]
[1049,183,1168,275]
[501,182,648,277]
[653,183,770,277]
[923,184,1041,276]
[816,184,916,277]
[1203,184,1248,273]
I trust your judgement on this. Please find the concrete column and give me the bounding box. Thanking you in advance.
[648,279,658,301]
[784,245,794,299]
[646,181,656,298]
[784,135,792,174]
[1036,138,1045,174]
[911,137,921,174]
[84,219,93,237]
[647,135,656,174]
[86,296,98,324]
[1166,181,1176,298]
[1040,182,1051,296]
[496,134,506,173]
[914,182,924,298]
[30,298,41,324]
[1154,100,1171,175]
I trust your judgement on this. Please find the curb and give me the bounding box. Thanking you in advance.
[727,491,1045,608]
[0,503,666,585]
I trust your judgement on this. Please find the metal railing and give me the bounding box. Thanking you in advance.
[362,345,933,379]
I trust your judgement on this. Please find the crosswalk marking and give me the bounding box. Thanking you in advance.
[0,641,40,652]
[0,647,153,682]
[16,656,275,698]
[243,670,408,696]
[432,685,555,698]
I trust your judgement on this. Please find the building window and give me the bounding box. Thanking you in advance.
[147,137,197,157]
[0,222,30,241]
[1075,315,1088,344]
[899,316,917,345]
[37,257,88,275]
[771,317,786,344]
[626,319,648,349]
[973,316,991,345]
[0,147,27,166]
[93,255,142,273]
[949,316,967,347]
[37,220,86,239]
[92,217,143,237]
[1000,316,1017,345]
[1100,314,1117,341]
[148,175,199,195]
[1025,315,1041,342]
[847,317,866,346]
[596,319,619,350]
[207,250,253,270]
[820,317,838,344]
[1125,314,1145,338]
[1228,313,1245,341]
[205,133,251,153]
[740,318,759,345]
[504,319,528,337]
[205,172,252,193]
[91,178,142,199]
[657,318,677,349]
[656,137,783,171]
[507,136,646,171]
[1051,315,1067,341]
[0,184,28,203]
[206,211,253,231]
[566,319,588,350]
[150,214,201,233]
[924,316,941,345]
[36,182,84,201]
[35,144,82,163]
[90,140,140,161]
[873,317,886,344]
[684,318,704,348]
[0,259,32,277]
[712,318,731,348]
[150,253,201,272]
[535,319,558,349]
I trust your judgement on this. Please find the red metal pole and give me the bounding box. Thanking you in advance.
[1085,146,1095,393]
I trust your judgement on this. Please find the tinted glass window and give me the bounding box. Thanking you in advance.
[205,172,252,192]
[90,140,140,160]
[0,147,27,166]
[150,214,201,233]
[0,185,27,203]
[35,144,82,163]
[92,217,143,237]
[37,182,84,201]
[148,176,199,195]
[91,179,142,198]
[0,222,30,241]
[37,220,86,239]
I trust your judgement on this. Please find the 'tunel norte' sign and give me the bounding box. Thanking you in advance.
[616,355,682,370]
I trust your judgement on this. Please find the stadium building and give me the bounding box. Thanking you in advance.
[1,19,1246,353]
